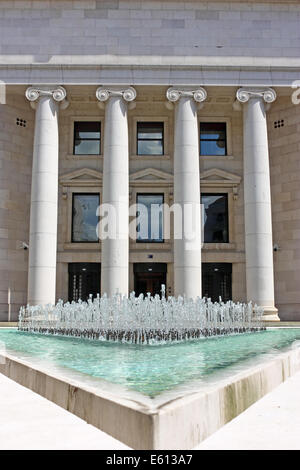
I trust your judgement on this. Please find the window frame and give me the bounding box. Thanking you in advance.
[73,121,101,156]
[198,117,232,158]
[136,192,165,244]
[200,122,227,157]
[136,121,164,157]
[68,117,104,159]
[71,192,100,244]
[130,117,170,159]
[201,192,229,244]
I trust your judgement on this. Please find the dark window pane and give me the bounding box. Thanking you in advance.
[202,263,232,302]
[137,122,164,155]
[200,122,226,140]
[72,194,100,242]
[201,194,228,243]
[200,122,227,156]
[73,122,101,155]
[137,122,163,139]
[74,122,100,139]
[136,194,164,242]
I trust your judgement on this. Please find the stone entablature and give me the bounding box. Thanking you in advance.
[0,1,299,87]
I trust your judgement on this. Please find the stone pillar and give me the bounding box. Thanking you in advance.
[25,86,67,306]
[166,87,207,299]
[237,87,279,321]
[96,86,136,297]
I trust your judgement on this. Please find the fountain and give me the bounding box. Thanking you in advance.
[2,291,300,450]
[18,286,265,344]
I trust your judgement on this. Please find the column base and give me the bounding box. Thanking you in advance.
[262,306,280,322]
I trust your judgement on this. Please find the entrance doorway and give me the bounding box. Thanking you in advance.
[202,263,232,302]
[134,263,167,297]
[68,263,101,302]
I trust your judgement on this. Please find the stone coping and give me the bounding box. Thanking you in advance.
[1,338,300,449]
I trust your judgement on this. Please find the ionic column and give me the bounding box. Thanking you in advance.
[237,87,279,321]
[166,87,207,299]
[96,86,136,297]
[25,86,67,305]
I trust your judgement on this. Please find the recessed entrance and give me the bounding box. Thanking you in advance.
[202,263,232,302]
[134,263,167,297]
[68,263,101,302]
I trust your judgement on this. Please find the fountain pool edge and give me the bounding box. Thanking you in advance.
[1,338,300,449]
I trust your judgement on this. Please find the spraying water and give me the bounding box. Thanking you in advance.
[18,287,265,344]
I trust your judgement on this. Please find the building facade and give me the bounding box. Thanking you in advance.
[0,0,300,321]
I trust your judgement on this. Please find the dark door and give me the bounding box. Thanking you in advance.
[68,263,101,302]
[134,263,167,297]
[202,263,232,302]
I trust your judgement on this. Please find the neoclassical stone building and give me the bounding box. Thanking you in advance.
[0,0,300,321]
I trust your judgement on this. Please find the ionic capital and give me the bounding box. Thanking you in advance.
[25,86,68,110]
[25,86,67,103]
[166,87,207,104]
[236,87,276,104]
[96,86,137,103]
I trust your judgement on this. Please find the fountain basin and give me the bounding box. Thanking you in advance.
[0,328,300,449]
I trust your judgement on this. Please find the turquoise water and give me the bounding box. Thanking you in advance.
[1,328,300,398]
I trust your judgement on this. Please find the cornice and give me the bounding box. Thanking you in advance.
[1,64,299,87]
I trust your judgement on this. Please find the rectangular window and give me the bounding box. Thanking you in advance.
[72,193,100,242]
[73,122,101,155]
[136,194,164,242]
[200,122,227,156]
[137,122,164,156]
[201,193,229,243]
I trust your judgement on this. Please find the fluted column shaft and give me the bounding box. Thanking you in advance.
[237,87,279,320]
[96,87,136,297]
[25,86,66,305]
[167,87,207,299]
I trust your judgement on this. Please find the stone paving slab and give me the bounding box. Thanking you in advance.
[0,373,130,450]
[195,371,300,450]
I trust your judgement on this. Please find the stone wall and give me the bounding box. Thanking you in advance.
[0,1,299,66]
[269,96,300,320]
[0,92,33,320]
